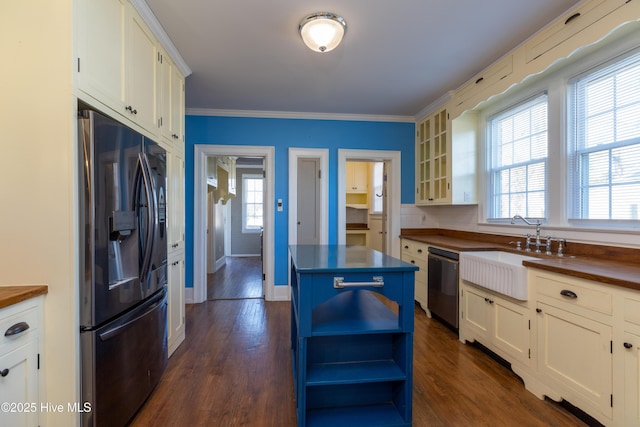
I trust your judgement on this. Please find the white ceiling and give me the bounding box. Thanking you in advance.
[145,0,582,119]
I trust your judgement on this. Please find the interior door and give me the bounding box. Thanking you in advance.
[297,158,320,245]
[381,161,388,253]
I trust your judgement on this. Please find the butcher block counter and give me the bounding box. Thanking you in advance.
[0,285,48,309]
[401,228,640,291]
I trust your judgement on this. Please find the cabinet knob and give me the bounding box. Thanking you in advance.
[417,249,422,253]
[624,342,633,349]
[0,368,9,377]
[536,308,542,313]
[410,260,415,264]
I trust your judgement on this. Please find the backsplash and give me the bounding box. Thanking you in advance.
[401,204,640,250]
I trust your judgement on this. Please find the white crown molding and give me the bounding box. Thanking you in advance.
[415,90,454,122]
[131,0,192,77]
[185,108,415,123]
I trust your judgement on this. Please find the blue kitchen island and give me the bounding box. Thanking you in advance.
[289,245,418,427]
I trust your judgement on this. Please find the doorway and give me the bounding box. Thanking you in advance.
[206,157,265,300]
[338,149,401,258]
[193,145,275,304]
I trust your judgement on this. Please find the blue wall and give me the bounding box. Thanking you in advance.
[185,115,415,289]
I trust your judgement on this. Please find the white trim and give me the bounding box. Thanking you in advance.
[194,145,275,302]
[129,0,192,77]
[186,108,414,123]
[337,149,402,259]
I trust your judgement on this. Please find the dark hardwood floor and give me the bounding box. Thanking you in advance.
[207,256,263,300]
[131,294,589,426]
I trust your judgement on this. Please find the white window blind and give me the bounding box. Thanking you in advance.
[569,50,640,221]
[488,94,548,220]
[242,174,263,233]
[371,162,384,213]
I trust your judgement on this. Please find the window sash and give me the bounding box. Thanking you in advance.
[488,94,548,220]
[242,175,263,232]
[569,50,640,221]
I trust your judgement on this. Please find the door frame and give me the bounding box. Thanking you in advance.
[193,145,275,303]
[288,148,329,246]
[338,149,401,258]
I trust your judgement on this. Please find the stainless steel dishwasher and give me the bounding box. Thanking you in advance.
[427,247,459,329]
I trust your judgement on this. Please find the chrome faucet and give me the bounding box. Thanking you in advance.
[511,215,542,253]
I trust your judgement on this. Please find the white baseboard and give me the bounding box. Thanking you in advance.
[185,287,194,304]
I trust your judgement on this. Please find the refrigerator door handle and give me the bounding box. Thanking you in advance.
[135,153,155,282]
[98,289,166,342]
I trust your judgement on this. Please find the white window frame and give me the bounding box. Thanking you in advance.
[242,173,263,234]
[477,28,640,234]
[567,48,640,224]
[486,93,549,222]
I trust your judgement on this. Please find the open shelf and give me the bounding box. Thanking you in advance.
[312,290,400,335]
[307,404,409,427]
[306,360,406,386]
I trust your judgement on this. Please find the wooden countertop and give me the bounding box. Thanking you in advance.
[399,234,501,252]
[0,286,48,310]
[400,231,640,291]
[523,257,640,292]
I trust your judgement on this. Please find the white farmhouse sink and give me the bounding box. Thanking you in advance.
[459,251,538,300]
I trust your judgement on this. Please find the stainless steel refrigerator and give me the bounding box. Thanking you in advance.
[78,109,168,427]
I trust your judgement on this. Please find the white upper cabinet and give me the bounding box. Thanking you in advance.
[124,6,157,132]
[77,0,179,136]
[76,0,127,111]
[157,50,185,145]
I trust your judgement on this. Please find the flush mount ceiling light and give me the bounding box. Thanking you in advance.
[299,12,347,53]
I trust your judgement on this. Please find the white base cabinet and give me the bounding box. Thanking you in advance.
[401,239,429,314]
[460,282,531,368]
[0,296,43,427]
[460,266,640,426]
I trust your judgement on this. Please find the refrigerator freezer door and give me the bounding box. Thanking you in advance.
[81,287,168,427]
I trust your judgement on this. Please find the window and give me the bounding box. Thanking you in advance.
[242,174,263,233]
[488,94,548,220]
[371,162,384,213]
[569,50,640,221]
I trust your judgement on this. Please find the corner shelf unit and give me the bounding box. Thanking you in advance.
[289,245,418,427]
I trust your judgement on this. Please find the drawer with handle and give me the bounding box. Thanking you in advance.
[535,271,612,316]
[0,302,39,350]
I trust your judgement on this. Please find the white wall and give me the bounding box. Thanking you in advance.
[1,2,78,426]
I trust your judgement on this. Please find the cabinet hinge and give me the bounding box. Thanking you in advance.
[611,340,613,354]
[528,320,531,330]
[611,394,613,407]
[77,58,81,73]
[37,353,40,370]
[262,273,266,281]
[263,170,266,178]
[528,348,531,359]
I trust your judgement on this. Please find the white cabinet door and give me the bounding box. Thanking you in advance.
[346,162,368,193]
[157,49,172,140]
[0,339,38,427]
[167,253,185,356]
[460,284,490,342]
[492,297,530,366]
[124,4,157,132]
[537,302,612,419]
[76,0,126,110]
[168,150,184,252]
[415,108,449,205]
[623,330,640,425]
[169,64,185,143]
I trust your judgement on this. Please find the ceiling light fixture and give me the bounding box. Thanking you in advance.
[298,12,347,53]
